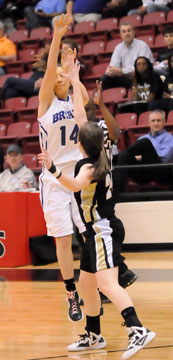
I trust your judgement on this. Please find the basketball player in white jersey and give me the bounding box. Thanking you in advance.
[38,14,88,322]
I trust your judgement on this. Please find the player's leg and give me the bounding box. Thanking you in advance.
[67,270,106,352]
[41,180,82,322]
[97,267,156,359]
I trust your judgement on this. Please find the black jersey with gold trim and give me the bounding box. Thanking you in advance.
[74,157,115,227]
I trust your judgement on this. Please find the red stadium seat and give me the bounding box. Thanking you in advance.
[136,11,166,36]
[116,113,137,130]
[97,38,122,63]
[0,110,14,126]
[4,97,27,111]
[102,87,127,103]
[136,34,154,48]
[167,111,173,123]
[20,27,51,50]
[80,41,106,67]
[138,111,151,126]
[22,121,40,154]
[7,121,31,136]
[102,87,127,113]
[27,95,39,108]
[0,121,31,154]
[82,63,109,89]
[73,21,95,35]
[81,40,106,57]
[119,14,142,28]
[23,153,38,168]
[0,124,6,136]
[18,49,37,71]
[16,18,27,30]
[88,18,119,42]
[152,34,166,51]
[17,96,39,124]
[8,29,29,45]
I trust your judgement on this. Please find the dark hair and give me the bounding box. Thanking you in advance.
[168,52,173,73]
[62,37,79,52]
[134,56,153,83]
[32,44,50,72]
[85,97,97,122]
[78,122,110,180]
[162,25,173,36]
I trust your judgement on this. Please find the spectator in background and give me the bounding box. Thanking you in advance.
[65,0,109,23]
[0,21,17,76]
[128,0,171,15]
[101,22,154,91]
[115,110,173,192]
[0,144,36,191]
[0,44,50,100]
[150,53,173,114]
[154,25,173,77]
[60,37,87,79]
[103,0,142,19]
[130,56,163,113]
[0,146,4,173]
[23,0,66,31]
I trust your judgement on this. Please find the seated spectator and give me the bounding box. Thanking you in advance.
[24,0,66,31]
[101,22,154,91]
[0,44,50,100]
[154,25,173,77]
[129,56,163,113]
[0,144,36,191]
[149,53,173,114]
[128,0,171,15]
[0,145,4,173]
[60,37,87,79]
[65,0,109,23]
[0,21,17,76]
[115,110,173,191]
[103,0,142,19]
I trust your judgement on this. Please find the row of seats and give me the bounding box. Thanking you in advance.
[1,109,173,152]
[5,11,171,76]
[4,31,165,78]
[0,95,39,125]
[0,121,40,155]
[63,11,173,40]
[8,26,52,51]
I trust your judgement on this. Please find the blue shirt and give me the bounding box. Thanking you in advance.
[35,0,66,13]
[70,0,108,14]
[138,130,173,163]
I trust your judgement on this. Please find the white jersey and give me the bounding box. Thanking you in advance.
[38,95,82,177]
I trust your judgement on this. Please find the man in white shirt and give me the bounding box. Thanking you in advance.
[0,144,36,192]
[101,22,154,90]
[128,0,171,15]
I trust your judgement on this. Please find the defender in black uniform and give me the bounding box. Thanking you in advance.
[38,121,156,360]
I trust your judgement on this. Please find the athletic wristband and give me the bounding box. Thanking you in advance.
[49,162,62,179]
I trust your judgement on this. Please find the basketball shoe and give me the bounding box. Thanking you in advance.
[122,326,156,359]
[66,290,83,322]
[67,331,106,351]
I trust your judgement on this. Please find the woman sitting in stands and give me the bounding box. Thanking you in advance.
[129,56,163,114]
[149,52,173,114]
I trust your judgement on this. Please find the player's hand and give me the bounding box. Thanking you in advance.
[53,13,72,38]
[61,47,77,73]
[38,148,52,170]
[61,57,80,84]
[93,80,103,107]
